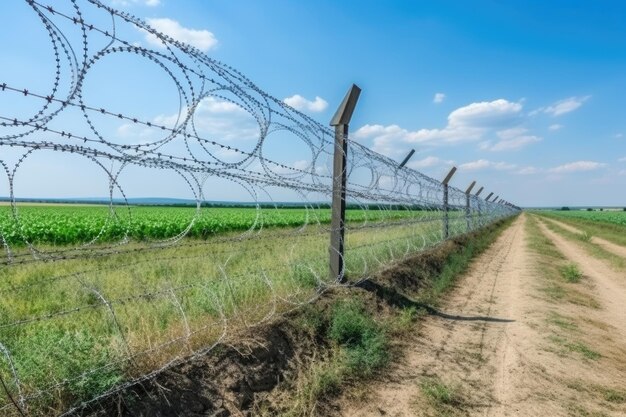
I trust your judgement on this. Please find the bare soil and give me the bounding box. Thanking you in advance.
[75,323,307,417]
[338,214,626,416]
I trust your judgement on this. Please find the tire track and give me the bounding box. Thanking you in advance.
[536,218,626,341]
[541,216,626,259]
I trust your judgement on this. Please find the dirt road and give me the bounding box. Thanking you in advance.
[338,213,626,417]
[542,216,626,259]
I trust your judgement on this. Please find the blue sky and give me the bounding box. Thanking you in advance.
[1,0,625,207]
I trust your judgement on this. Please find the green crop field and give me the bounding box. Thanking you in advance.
[0,204,437,246]
[540,210,626,227]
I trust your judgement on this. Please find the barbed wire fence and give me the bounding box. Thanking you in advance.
[0,1,520,415]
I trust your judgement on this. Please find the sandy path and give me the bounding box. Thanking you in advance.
[337,214,626,417]
[536,219,626,340]
[542,217,626,259]
[340,215,545,416]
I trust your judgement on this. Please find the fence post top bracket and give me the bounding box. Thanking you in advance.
[465,180,476,195]
[442,166,457,185]
[398,149,415,169]
[330,84,362,126]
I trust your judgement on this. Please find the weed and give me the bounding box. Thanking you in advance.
[567,342,601,360]
[566,403,609,417]
[560,263,583,283]
[541,284,566,300]
[420,377,462,407]
[602,388,626,403]
[328,300,388,376]
[388,306,419,335]
[548,336,601,360]
[293,304,325,337]
[546,312,578,331]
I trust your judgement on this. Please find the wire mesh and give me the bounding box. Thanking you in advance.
[0,1,519,415]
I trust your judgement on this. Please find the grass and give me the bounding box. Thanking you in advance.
[525,216,599,309]
[419,215,518,306]
[418,376,466,417]
[560,263,583,283]
[548,335,601,360]
[420,377,462,406]
[566,380,626,405]
[567,342,602,360]
[537,216,625,270]
[546,311,578,331]
[328,300,389,376]
[388,306,423,336]
[539,211,626,247]
[267,298,389,417]
[2,214,473,416]
[602,389,626,404]
[566,403,610,417]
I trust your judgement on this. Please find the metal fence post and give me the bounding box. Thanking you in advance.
[465,181,476,232]
[442,167,457,239]
[329,84,361,283]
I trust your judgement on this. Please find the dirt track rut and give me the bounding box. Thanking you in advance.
[338,213,626,417]
[536,219,626,340]
[543,216,626,259]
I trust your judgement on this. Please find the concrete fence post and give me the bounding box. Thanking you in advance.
[329,84,361,283]
[442,166,457,239]
[465,181,476,232]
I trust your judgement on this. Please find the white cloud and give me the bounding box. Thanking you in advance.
[475,127,541,151]
[516,166,541,175]
[407,156,454,169]
[112,0,160,6]
[496,127,527,140]
[535,96,590,117]
[354,99,523,156]
[433,93,445,104]
[283,95,328,113]
[488,135,541,151]
[144,18,217,52]
[616,133,624,139]
[618,157,626,162]
[458,159,516,172]
[448,99,523,128]
[549,124,563,131]
[619,170,626,176]
[549,161,607,174]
